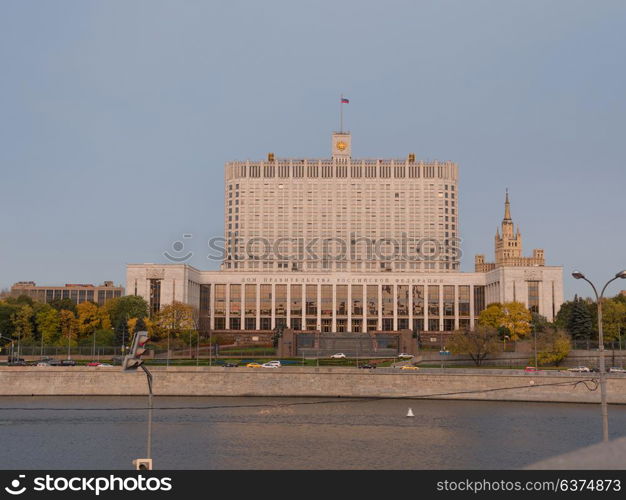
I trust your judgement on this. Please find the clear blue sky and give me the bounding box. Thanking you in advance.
[1,0,625,300]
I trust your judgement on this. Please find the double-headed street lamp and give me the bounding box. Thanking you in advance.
[572,269,626,442]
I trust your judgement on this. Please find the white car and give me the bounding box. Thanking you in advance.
[397,353,413,359]
[330,353,346,359]
[568,366,591,373]
[97,363,113,367]
[261,362,280,368]
[609,367,626,373]
[264,360,281,367]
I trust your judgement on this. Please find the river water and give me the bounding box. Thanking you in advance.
[0,396,624,469]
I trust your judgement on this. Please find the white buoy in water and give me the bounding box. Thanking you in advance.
[406,408,415,417]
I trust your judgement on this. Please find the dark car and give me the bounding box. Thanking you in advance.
[222,363,238,367]
[359,364,376,369]
[49,359,76,367]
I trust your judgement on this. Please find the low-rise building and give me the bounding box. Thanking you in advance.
[10,281,123,306]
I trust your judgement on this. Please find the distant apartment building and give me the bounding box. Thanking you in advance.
[10,281,123,305]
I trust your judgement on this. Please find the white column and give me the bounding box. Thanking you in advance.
[271,283,276,329]
[302,284,306,331]
[316,284,321,331]
[409,284,414,331]
[240,284,245,330]
[256,284,260,330]
[209,284,215,330]
[332,284,337,332]
[225,284,230,330]
[377,285,383,331]
[393,284,398,331]
[439,284,444,332]
[454,285,459,331]
[423,284,429,331]
[286,284,291,328]
[469,285,475,330]
[346,283,352,332]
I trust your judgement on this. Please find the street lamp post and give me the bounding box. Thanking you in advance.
[572,270,626,443]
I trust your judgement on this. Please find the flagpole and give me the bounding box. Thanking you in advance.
[340,94,343,133]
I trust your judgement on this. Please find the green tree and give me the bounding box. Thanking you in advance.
[531,312,551,333]
[105,296,149,344]
[0,301,19,339]
[35,306,60,344]
[11,305,34,346]
[536,329,571,366]
[80,329,116,347]
[49,297,77,314]
[555,297,577,331]
[156,301,195,341]
[600,298,626,342]
[5,295,35,306]
[448,326,499,366]
[568,297,593,340]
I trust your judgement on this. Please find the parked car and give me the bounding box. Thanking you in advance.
[524,366,538,372]
[87,362,101,367]
[397,353,413,359]
[50,359,77,367]
[222,363,238,368]
[246,363,262,368]
[264,360,281,367]
[36,362,51,367]
[261,362,280,369]
[400,365,420,371]
[609,367,626,373]
[568,366,591,373]
[97,363,113,367]
[330,353,346,359]
[359,364,376,369]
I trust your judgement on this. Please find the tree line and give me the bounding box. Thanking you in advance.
[0,294,207,355]
[447,293,626,366]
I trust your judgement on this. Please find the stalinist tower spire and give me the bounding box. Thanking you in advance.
[504,188,512,221]
[475,189,547,271]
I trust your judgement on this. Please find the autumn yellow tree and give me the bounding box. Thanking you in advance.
[478,301,532,341]
[11,304,34,345]
[76,302,100,338]
[58,309,78,347]
[537,329,571,366]
[156,301,195,339]
[127,317,139,336]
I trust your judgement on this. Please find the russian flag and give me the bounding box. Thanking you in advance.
[341,98,349,103]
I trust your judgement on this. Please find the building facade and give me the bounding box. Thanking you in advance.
[223,132,460,273]
[127,130,563,332]
[10,281,123,306]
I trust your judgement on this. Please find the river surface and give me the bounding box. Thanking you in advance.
[0,396,624,469]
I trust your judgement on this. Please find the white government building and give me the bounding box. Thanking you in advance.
[126,131,563,335]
